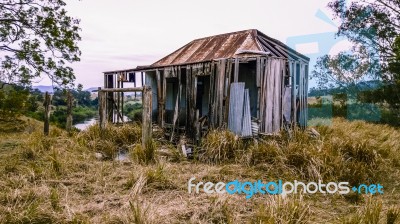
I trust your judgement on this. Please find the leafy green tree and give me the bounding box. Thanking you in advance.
[0,0,81,87]
[314,0,400,106]
[0,86,29,120]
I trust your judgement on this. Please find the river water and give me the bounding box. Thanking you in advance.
[74,116,131,131]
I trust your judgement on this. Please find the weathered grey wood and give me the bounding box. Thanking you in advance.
[224,59,232,123]
[156,70,162,127]
[142,86,152,150]
[234,57,239,82]
[66,90,73,133]
[256,57,261,119]
[162,70,167,129]
[170,69,182,142]
[242,89,252,137]
[216,59,226,127]
[273,60,283,133]
[43,92,52,136]
[99,91,107,131]
[305,64,309,127]
[228,82,245,135]
[293,62,297,125]
[283,87,292,122]
[209,62,215,127]
[265,59,274,133]
[259,58,267,132]
[186,65,196,139]
[280,61,286,127]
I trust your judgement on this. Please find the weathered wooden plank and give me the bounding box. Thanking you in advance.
[280,61,286,127]
[170,83,180,142]
[299,63,304,128]
[224,59,232,124]
[265,59,274,133]
[272,60,282,133]
[217,59,226,127]
[242,89,252,137]
[228,82,245,135]
[305,64,309,127]
[209,62,216,127]
[162,70,167,129]
[293,62,297,125]
[142,86,153,151]
[260,58,268,132]
[186,65,192,137]
[283,87,292,122]
[256,57,261,88]
[156,69,162,126]
[234,57,239,82]
[256,57,261,119]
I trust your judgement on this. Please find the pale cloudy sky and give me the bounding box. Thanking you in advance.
[38,0,350,88]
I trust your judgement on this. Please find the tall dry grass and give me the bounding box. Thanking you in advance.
[77,123,142,159]
[0,117,399,223]
[200,118,400,187]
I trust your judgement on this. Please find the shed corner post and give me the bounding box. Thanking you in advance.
[142,85,153,150]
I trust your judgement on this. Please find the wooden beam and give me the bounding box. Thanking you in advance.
[99,87,144,92]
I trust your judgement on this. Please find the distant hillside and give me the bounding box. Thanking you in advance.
[309,80,382,97]
[32,85,98,93]
[32,85,55,93]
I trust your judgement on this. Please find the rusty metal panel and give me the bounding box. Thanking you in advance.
[151,30,263,68]
[103,29,310,74]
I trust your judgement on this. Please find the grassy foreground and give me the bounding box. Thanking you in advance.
[0,117,399,223]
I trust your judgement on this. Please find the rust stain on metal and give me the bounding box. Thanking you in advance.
[150,29,309,69]
[103,29,309,74]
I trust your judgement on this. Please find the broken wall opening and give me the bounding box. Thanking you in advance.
[237,61,258,118]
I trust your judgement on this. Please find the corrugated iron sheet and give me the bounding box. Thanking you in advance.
[103,29,309,73]
[228,82,245,135]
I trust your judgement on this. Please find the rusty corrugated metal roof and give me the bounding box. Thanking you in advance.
[103,29,309,74]
[150,29,309,68]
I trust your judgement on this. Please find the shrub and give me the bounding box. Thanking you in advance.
[201,129,243,164]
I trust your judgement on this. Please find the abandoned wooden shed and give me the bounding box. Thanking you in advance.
[103,29,310,142]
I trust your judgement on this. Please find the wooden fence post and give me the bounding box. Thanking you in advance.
[66,90,73,133]
[98,88,107,131]
[142,86,152,149]
[43,92,52,136]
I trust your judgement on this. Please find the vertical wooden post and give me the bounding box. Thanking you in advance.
[99,88,107,131]
[234,57,239,83]
[43,92,51,136]
[142,86,152,150]
[156,70,162,127]
[66,90,73,133]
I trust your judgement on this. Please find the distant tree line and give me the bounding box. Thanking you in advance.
[311,0,400,126]
[0,83,98,129]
